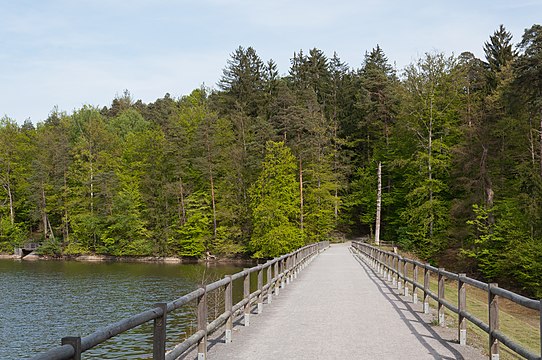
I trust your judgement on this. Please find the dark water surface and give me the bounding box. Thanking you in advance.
[0,259,244,359]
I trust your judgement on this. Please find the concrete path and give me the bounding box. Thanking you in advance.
[199,243,485,360]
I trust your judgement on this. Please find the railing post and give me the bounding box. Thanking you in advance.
[403,261,409,297]
[387,255,392,282]
[266,263,272,304]
[61,337,81,360]
[257,266,263,314]
[152,303,167,360]
[274,262,280,296]
[489,283,500,360]
[243,269,250,326]
[438,268,445,326]
[392,257,397,286]
[458,273,467,346]
[286,257,291,285]
[280,259,286,289]
[295,253,299,278]
[225,275,233,343]
[397,257,402,290]
[197,288,207,360]
[412,263,418,304]
[423,265,430,314]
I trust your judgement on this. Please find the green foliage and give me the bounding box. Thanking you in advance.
[463,204,504,279]
[4,37,542,298]
[250,141,302,258]
[0,218,25,252]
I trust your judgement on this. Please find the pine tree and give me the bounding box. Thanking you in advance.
[249,141,302,258]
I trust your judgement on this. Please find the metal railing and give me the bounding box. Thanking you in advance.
[28,241,330,360]
[352,241,542,360]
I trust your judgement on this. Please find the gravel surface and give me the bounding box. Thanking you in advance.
[185,243,486,360]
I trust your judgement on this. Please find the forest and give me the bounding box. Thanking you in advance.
[1,24,541,296]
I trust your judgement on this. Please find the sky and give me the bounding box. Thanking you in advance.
[1,0,541,124]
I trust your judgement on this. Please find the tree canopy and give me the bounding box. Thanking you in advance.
[2,23,542,296]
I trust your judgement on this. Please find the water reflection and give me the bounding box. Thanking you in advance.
[0,259,243,359]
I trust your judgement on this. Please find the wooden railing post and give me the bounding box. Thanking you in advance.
[280,259,286,289]
[423,265,430,314]
[412,263,418,304]
[257,266,263,314]
[489,283,500,360]
[397,257,402,290]
[61,337,81,360]
[197,288,207,360]
[274,262,280,296]
[243,269,250,326]
[296,251,300,276]
[286,256,291,285]
[225,275,233,343]
[387,255,392,282]
[392,257,397,287]
[152,303,167,360]
[266,263,272,304]
[438,268,445,326]
[403,261,409,297]
[458,273,467,346]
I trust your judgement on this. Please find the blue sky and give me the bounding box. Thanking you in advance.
[1,0,541,124]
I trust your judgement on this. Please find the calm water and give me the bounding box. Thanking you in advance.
[0,259,245,359]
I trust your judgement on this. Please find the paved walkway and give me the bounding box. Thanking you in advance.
[200,243,485,360]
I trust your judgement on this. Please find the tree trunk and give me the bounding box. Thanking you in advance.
[299,158,304,232]
[375,162,382,246]
[539,110,542,178]
[7,180,14,225]
[205,126,218,239]
[428,98,434,238]
[41,185,48,238]
[178,177,186,226]
[63,170,69,242]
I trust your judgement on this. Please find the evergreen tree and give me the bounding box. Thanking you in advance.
[249,141,302,258]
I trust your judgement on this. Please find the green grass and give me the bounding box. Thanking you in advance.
[376,253,540,359]
[414,267,539,359]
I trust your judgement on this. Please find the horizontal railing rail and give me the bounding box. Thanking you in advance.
[29,241,330,360]
[352,241,542,360]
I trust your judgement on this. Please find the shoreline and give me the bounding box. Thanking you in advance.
[0,253,257,265]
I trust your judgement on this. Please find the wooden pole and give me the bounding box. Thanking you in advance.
[403,261,409,297]
[61,337,81,360]
[412,263,418,304]
[257,267,263,314]
[274,262,280,296]
[266,263,272,304]
[489,283,500,360]
[225,276,233,343]
[458,274,467,346]
[375,161,382,246]
[197,288,207,360]
[152,303,167,360]
[243,269,250,326]
[423,265,430,314]
[438,268,445,326]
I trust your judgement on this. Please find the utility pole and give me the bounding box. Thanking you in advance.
[375,162,382,246]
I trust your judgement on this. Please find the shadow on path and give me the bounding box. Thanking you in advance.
[350,247,465,360]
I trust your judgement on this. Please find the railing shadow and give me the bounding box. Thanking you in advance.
[350,248,466,360]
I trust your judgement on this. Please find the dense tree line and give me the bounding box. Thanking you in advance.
[1,24,541,295]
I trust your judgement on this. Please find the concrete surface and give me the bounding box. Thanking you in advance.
[189,243,486,360]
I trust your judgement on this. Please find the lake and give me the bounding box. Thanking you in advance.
[0,259,245,359]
